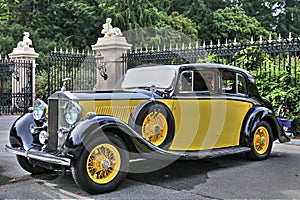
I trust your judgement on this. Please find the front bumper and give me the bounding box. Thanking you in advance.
[5,145,71,166]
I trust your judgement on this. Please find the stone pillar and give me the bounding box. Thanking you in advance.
[92,18,132,90]
[8,32,39,104]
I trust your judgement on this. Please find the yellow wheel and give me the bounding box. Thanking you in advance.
[247,121,273,161]
[71,134,129,194]
[142,112,168,146]
[129,101,175,149]
[86,144,121,184]
[253,126,269,155]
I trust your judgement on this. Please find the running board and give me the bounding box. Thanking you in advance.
[172,146,251,160]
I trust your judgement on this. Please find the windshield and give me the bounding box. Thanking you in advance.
[121,67,177,90]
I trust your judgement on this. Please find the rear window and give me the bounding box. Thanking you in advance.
[221,70,247,95]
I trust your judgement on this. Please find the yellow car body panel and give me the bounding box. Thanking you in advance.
[79,99,144,123]
[168,98,252,151]
[79,97,252,151]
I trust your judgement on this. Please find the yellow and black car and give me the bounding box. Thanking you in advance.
[6,63,290,194]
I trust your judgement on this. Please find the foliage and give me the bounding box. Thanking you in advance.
[1,0,300,60]
[0,0,9,23]
[35,69,48,102]
[236,46,269,71]
[168,0,214,43]
[274,0,300,38]
[205,45,300,130]
[229,0,278,33]
[211,6,270,43]
[165,12,198,41]
[255,69,300,124]
[234,46,300,126]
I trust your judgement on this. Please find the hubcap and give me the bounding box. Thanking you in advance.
[254,126,269,155]
[142,112,168,146]
[86,144,121,184]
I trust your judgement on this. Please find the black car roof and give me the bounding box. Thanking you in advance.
[133,63,252,77]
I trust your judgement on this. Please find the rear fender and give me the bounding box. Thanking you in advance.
[64,116,181,160]
[241,106,290,146]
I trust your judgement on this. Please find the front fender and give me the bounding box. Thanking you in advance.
[9,113,36,150]
[64,116,182,160]
[241,106,290,147]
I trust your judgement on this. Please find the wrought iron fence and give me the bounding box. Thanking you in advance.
[122,37,300,86]
[48,50,97,96]
[0,59,33,115]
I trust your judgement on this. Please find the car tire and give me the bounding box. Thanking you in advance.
[71,134,129,194]
[247,121,273,161]
[128,101,175,150]
[16,155,50,174]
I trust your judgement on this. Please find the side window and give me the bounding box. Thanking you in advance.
[237,74,247,94]
[179,70,216,93]
[222,70,247,95]
[179,71,193,92]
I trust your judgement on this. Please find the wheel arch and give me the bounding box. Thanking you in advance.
[8,113,40,150]
[128,100,175,149]
[240,106,289,147]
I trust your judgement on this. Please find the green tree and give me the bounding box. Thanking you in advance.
[183,0,214,43]
[229,0,278,33]
[3,0,100,68]
[0,0,9,23]
[203,0,230,11]
[211,6,270,43]
[275,0,300,37]
[166,12,198,41]
[96,0,198,48]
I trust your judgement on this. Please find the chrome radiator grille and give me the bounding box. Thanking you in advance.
[48,99,58,151]
[48,97,69,151]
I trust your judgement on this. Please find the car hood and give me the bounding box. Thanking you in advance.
[49,89,161,101]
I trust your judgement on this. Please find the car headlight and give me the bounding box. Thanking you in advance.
[64,101,82,125]
[33,99,48,120]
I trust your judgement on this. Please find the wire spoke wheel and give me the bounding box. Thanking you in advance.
[142,112,168,146]
[72,134,129,194]
[86,144,121,184]
[129,101,175,149]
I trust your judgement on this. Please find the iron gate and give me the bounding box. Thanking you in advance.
[48,51,97,96]
[0,59,33,115]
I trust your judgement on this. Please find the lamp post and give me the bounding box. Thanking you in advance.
[95,52,108,81]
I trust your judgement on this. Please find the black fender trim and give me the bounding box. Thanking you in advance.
[241,106,290,147]
[8,113,37,150]
[64,116,183,160]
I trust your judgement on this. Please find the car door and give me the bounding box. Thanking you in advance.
[170,69,220,151]
[169,68,252,151]
[216,69,253,147]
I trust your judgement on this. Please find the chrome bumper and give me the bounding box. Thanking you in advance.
[5,145,71,166]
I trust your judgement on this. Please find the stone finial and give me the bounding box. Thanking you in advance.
[101,18,122,37]
[17,32,32,48]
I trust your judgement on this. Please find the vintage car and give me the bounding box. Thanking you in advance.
[6,63,290,194]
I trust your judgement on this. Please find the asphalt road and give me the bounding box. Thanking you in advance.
[1,115,300,199]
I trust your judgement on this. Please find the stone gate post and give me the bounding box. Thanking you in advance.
[8,32,39,104]
[92,18,132,90]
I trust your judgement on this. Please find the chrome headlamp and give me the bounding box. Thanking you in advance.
[64,101,82,125]
[39,130,49,145]
[33,99,48,120]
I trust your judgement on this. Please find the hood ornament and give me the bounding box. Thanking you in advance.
[150,85,157,101]
[61,78,71,91]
